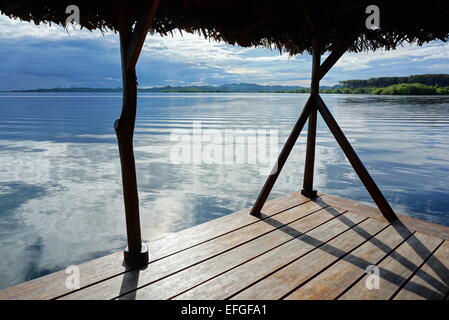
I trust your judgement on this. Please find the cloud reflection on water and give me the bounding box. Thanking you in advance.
[0,92,448,289]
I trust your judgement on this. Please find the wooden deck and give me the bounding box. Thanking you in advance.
[1,192,449,300]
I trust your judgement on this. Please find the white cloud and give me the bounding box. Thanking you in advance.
[423,63,449,71]
[0,14,307,86]
[1,13,448,87]
[0,15,107,40]
[335,42,449,71]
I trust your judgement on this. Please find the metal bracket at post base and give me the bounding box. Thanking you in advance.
[124,242,149,266]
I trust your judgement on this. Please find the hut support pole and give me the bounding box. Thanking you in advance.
[116,0,160,265]
[301,39,321,198]
[250,37,397,222]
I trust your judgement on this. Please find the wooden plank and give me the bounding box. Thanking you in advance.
[231,217,387,300]
[118,209,359,300]
[177,217,385,300]
[60,200,328,300]
[285,223,413,300]
[394,240,449,300]
[339,232,443,300]
[319,193,449,240]
[157,192,310,250]
[2,192,448,300]
[0,192,309,300]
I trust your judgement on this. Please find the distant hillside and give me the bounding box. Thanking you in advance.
[8,83,305,93]
[7,74,449,95]
[339,74,449,88]
[152,83,305,92]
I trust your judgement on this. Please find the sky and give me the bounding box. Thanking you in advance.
[1,14,449,90]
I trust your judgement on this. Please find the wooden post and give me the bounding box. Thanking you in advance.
[115,0,160,264]
[301,39,320,198]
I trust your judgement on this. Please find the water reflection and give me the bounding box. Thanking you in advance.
[0,92,448,289]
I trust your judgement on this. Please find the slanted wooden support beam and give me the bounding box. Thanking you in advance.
[126,0,160,70]
[115,0,160,265]
[315,95,398,222]
[318,36,357,80]
[250,34,397,222]
[249,96,314,216]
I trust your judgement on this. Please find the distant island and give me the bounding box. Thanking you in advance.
[7,83,307,93]
[5,74,449,95]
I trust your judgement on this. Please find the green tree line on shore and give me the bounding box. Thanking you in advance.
[275,74,449,95]
[339,74,449,88]
[276,83,449,95]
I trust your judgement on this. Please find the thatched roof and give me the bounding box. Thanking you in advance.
[1,0,449,54]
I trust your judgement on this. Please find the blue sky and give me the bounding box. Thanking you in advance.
[1,14,449,90]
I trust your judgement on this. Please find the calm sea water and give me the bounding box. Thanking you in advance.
[0,92,448,289]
